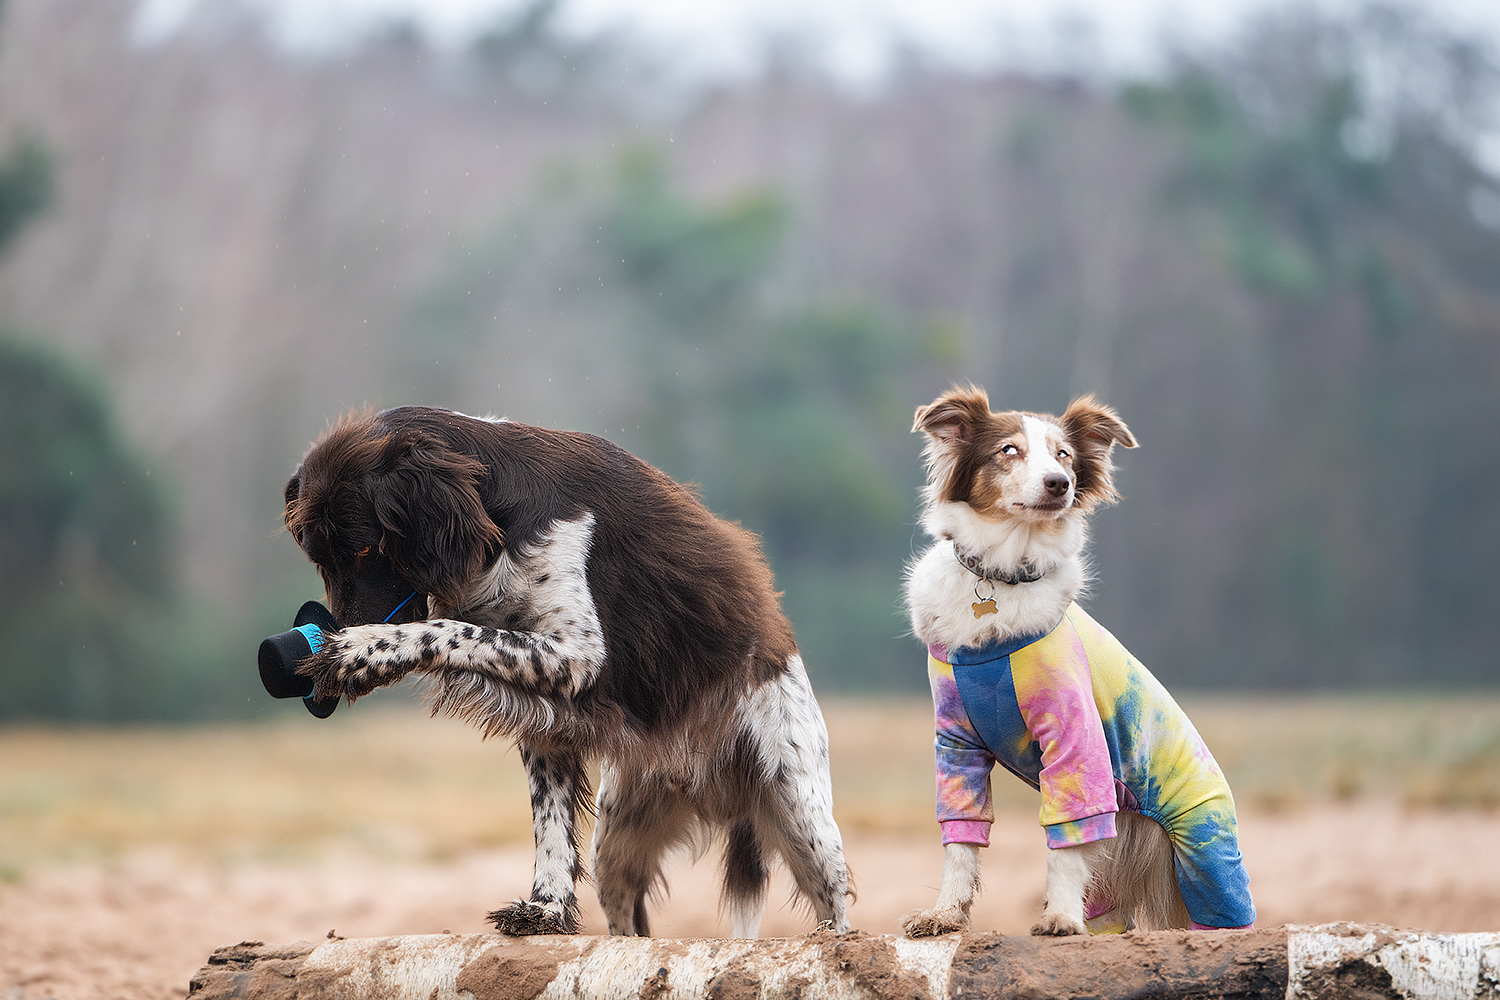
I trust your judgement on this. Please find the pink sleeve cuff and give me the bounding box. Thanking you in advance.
[940,819,991,847]
[1043,810,1117,848]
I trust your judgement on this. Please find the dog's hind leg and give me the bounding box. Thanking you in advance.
[590,763,694,937]
[901,842,980,937]
[489,741,587,935]
[743,656,851,934]
[762,785,849,934]
[1032,839,1110,936]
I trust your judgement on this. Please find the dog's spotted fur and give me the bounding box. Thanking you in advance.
[284,406,850,936]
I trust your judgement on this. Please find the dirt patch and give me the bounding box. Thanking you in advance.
[1295,960,1401,1000]
[185,941,317,1000]
[1287,922,1417,1000]
[832,933,934,1000]
[951,929,1290,1000]
[455,941,564,1000]
[638,964,671,1000]
[703,965,762,1000]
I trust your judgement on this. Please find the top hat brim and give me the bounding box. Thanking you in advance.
[294,600,340,718]
[294,600,339,633]
[257,600,341,717]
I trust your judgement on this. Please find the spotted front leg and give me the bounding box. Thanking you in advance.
[298,612,605,707]
[298,624,422,702]
[489,742,586,935]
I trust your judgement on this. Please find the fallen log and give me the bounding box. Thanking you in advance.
[187,922,1500,1000]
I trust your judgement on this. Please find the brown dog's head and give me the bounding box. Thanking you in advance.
[283,410,503,627]
[912,386,1137,522]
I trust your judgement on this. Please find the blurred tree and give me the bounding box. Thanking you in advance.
[0,337,200,719]
[600,152,934,690]
[0,135,52,258]
[411,148,938,689]
[600,150,788,480]
[468,0,644,107]
[0,60,200,719]
[1122,4,1500,685]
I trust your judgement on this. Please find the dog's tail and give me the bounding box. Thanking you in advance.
[1097,812,1190,930]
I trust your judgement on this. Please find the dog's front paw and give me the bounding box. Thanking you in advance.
[488,900,576,936]
[900,906,969,938]
[1030,912,1087,937]
[298,627,416,703]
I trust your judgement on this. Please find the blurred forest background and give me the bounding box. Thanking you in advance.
[1,0,1497,721]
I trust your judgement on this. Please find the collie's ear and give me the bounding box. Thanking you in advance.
[1062,396,1136,509]
[370,430,503,606]
[913,385,992,445]
[1062,396,1136,451]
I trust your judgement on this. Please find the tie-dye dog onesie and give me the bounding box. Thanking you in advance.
[925,602,1255,930]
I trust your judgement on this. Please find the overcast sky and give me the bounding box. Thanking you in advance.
[135,0,1500,86]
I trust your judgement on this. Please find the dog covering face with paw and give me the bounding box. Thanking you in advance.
[282,406,850,938]
[900,386,1254,938]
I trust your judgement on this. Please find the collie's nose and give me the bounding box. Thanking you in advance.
[1043,473,1071,497]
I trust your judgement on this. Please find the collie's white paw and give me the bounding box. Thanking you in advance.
[1030,912,1087,936]
[901,906,969,938]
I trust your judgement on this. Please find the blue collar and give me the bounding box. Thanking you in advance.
[383,591,419,623]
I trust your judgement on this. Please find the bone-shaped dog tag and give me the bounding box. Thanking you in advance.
[972,599,998,618]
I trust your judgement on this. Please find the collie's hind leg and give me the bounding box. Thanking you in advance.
[1032,839,1109,936]
[901,842,981,937]
[590,762,694,936]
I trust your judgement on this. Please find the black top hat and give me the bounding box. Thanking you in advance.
[258,600,341,718]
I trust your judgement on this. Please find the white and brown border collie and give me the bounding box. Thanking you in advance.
[901,386,1254,937]
[283,406,850,937]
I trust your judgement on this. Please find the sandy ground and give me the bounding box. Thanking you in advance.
[2,800,1498,1000]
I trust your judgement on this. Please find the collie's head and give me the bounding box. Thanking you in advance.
[913,386,1137,527]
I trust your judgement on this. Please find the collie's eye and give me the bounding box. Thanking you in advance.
[1057,448,1071,460]
[1000,444,1019,456]
[355,546,372,560]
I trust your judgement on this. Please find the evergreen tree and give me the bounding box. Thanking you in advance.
[0,53,198,718]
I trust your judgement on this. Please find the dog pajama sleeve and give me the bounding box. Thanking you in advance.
[1002,623,1120,849]
[926,652,995,846]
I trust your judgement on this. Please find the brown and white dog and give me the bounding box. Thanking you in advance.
[283,406,850,937]
[900,386,1254,937]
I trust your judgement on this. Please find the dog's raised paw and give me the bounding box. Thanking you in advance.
[1030,913,1087,937]
[488,901,574,936]
[900,907,968,938]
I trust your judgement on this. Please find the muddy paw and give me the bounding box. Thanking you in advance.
[1030,913,1087,937]
[488,901,574,936]
[900,907,969,938]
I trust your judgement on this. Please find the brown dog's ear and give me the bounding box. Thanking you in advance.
[1061,396,1137,509]
[369,430,503,606]
[913,385,992,445]
[1062,395,1136,450]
